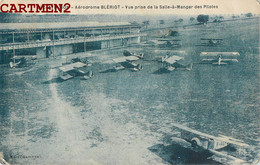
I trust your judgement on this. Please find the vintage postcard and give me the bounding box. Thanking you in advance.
[0,0,259,164]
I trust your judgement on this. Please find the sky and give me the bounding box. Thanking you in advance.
[0,0,259,15]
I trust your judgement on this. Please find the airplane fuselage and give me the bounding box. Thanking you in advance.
[218,55,222,65]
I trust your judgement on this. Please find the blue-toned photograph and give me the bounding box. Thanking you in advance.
[0,10,259,165]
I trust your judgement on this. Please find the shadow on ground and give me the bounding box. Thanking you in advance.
[153,68,172,74]
[148,142,222,164]
[42,78,63,84]
[99,69,118,73]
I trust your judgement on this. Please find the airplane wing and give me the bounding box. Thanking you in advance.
[126,56,140,61]
[113,56,139,63]
[113,57,128,63]
[60,74,73,81]
[220,59,239,62]
[76,66,92,75]
[208,149,246,164]
[158,39,181,41]
[200,52,240,57]
[144,40,157,44]
[164,55,184,64]
[148,40,167,45]
[59,62,87,72]
[201,38,223,40]
[172,123,249,147]
[201,59,217,62]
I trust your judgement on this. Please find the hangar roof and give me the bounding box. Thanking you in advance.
[0,21,139,33]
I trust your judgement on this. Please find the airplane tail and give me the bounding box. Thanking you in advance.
[83,71,93,79]
[88,71,93,78]
[137,64,143,70]
[138,53,144,58]
[185,63,193,71]
[9,60,22,68]
[161,57,165,62]
[161,55,168,62]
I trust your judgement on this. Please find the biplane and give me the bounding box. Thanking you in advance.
[200,38,223,46]
[123,50,144,59]
[70,57,91,65]
[140,40,167,47]
[140,39,181,48]
[9,55,37,68]
[172,123,249,164]
[156,55,193,71]
[200,52,240,65]
[59,62,93,81]
[157,39,182,48]
[112,55,143,72]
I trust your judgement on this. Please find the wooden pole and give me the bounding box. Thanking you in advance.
[53,31,55,58]
[12,32,15,43]
[27,32,30,42]
[12,32,15,63]
[84,31,86,52]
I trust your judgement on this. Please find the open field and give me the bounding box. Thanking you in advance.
[0,18,259,165]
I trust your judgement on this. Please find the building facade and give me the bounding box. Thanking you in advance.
[0,21,147,63]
